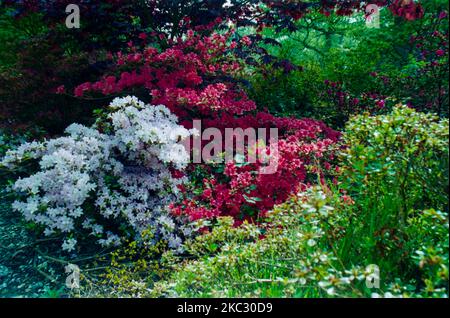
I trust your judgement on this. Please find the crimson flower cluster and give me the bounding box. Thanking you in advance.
[171,116,339,223]
[71,31,255,119]
[389,0,424,21]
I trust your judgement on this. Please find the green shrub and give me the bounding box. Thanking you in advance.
[147,191,447,298]
[341,104,448,217]
[331,105,449,292]
[0,10,47,69]
[247,64,324,118]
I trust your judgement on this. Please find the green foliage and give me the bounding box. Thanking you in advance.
[341,105,449,215]
[183,217,260,257]
[147,203,447,298]
[41,286,65,299]
[247,64,323,118]
[95,230,171,297]
[0,10,47,69]
[149,185,448,298]
[245,2,449,126]
[331,105,449,294]
[150,188,372,298]
[408,209,449,297]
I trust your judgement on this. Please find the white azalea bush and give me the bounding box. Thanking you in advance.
[1,96,197,252]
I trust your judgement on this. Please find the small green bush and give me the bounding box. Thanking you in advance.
[341,104,448,219]
[332,105,449,292]
[247,64,324,118]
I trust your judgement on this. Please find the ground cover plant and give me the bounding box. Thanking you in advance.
[0,0,448,299]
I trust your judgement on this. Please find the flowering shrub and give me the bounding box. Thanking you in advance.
[69,29,341,224]
[0,96,196,252]
[171,114,339,222]
[71,30,256,120]
[71,32,278,225]
[389,0,424,20]
[391,11,449,117]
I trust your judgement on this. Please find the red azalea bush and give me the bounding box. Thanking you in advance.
[71,30,255,120]
[71,29,340,224]
[171,116,339,223]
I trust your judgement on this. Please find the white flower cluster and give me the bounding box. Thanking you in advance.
[1,96,196,253]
